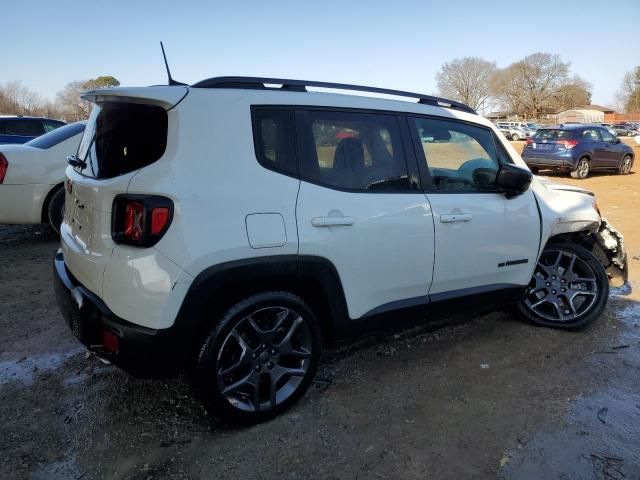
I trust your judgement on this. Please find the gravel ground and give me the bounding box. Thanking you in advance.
[1,163,639,479]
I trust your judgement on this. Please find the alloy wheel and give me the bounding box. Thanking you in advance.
[523,249,598,323]
[620,155,632,174]
[215,306,312,412]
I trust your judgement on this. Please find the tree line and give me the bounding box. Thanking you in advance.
[436,53,639,117]
[0,76,120,122]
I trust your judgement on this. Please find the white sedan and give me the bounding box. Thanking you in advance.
[0,122,85,234]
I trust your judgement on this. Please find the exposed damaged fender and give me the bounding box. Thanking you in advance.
[592,218,628,287]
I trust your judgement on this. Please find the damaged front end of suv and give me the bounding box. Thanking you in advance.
[535,178,629,289]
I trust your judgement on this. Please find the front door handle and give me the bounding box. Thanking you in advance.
[311,216,355,227]
[440,213,472,223]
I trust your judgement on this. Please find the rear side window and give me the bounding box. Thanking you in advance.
[252,108,297,176]
[26,122,85,149]
[581,129,600,141]
[43,120,65,133]
[3,119,44,137]
[533,129,573,140]
[75,102,167,179]
[411,117,500,193]
[298,110,411,192]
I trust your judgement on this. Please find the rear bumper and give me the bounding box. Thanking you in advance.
[523,156,575,170]
[53,250,186,377]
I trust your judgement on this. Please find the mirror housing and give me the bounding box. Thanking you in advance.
[496,163,532,197]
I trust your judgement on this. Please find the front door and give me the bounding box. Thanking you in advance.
[408,116,540,298]
[295,108,435,319]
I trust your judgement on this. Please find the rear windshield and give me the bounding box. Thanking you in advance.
[532,129,573,140]
[26,122,85,149]
[74,102,168,179]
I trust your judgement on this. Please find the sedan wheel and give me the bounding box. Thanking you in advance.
[619,155,633,175]
[194,292,320,424]
[517,242,609,329]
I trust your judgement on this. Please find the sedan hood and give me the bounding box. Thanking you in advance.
[535,176,594,196]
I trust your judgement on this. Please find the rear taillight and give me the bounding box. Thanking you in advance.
[0,153,8,184]
[558,139,579,150]
[525,138,534,146]
[112,195,173,247]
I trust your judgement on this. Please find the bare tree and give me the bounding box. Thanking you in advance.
[492,53,572,118]
[616,66,640,113]
[436,57,497,112]
[551,76,592,112]
[0,81,46,116]
[55,76,120,122]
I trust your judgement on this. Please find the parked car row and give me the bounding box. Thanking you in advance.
[495,121,539,141]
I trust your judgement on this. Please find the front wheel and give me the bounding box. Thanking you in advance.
[511,133,520,141]
[193,291,321,424]
[619,155,633,175]
[516,242,609,330]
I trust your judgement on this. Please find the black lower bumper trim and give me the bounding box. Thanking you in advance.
[53,250,186,377]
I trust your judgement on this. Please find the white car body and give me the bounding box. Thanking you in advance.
[0,122,85,225]
[54,81,625,371]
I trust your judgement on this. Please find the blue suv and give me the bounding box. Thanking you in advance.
[521,124,634,179]
[0,116,66,145]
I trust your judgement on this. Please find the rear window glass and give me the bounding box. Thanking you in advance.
[26,122,85,149]
[75,102,167,179]
[532,129,573,140]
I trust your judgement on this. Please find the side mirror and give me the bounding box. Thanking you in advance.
[496,163,532,197]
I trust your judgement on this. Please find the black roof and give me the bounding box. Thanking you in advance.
[191,76,476,114]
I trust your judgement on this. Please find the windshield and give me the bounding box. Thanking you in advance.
[26,122,85,149]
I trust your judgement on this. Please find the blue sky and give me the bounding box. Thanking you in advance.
[2,0,638,109]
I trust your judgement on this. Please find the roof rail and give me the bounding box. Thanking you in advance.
[191,76,476,114]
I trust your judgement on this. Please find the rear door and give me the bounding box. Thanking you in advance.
[580,128,605,167]
[408,116,540,297]
[295,108,435,320]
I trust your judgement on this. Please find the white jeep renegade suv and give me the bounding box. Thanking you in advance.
[54,77,627,424]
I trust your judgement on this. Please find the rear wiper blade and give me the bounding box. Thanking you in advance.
[67,155,87,169]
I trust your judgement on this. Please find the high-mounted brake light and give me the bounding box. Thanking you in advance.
[0,153,8,184]
[112,195,173,247]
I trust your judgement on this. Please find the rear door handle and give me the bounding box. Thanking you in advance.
[440,213,472,223]
[311,216,355,227]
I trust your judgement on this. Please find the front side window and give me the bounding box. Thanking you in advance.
[412,117,500,192]
[599,128,616,143]
[299,110,411,192]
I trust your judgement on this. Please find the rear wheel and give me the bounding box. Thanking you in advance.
[47,188,65,236]
[511,133,520,141]
[529,166,539,175]
[193,291,321,424]
[619,155,633,175]
[517,242,609,330]
[570,157,590,179]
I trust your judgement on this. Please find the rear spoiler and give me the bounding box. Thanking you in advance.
[81,86,189,110]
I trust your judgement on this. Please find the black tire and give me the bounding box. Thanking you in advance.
[619,154,633,175]
[193,291,321,424]
[516,242,609,330]
[511,133,520,141]
[570,157,590,179]
[47,187,65,236]
[529,166,539,175]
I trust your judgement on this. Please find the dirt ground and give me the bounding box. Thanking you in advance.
[1,140,639,480]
